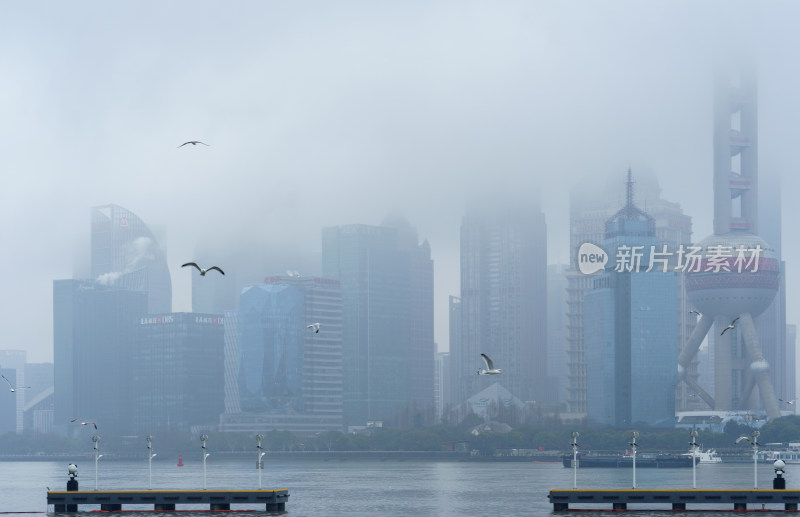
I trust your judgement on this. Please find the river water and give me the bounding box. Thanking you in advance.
[2,457,798,516]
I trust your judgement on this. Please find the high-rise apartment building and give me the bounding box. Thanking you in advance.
[455,197,547,407]
[322,217,434,428]
[90,204,172,313]
[53,279,147,436]
[131,313,225,433]
[220,276,344,434]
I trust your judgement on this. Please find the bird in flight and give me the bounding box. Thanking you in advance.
[182,263,225,276]
[1,375,29,392]
[71,418,98,430]
[721,317,740,335]
[779,398,796,405]
[307,323,321,333]
[477,353,502,375]
[689,310,701,316]
[178,141,209,147]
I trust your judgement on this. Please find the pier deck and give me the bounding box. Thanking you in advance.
[549,489,800,511]
[48,489,289,512]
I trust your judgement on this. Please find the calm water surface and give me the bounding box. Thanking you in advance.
[2,457,799,516]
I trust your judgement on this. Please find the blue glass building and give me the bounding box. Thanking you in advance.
[585,172,678,428]
[224,277,343,434]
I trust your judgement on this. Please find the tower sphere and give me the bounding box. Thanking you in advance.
[685,232,779,318]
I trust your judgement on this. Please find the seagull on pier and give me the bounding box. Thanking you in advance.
[307,323,321,333]
[71,418,98,430]
[178,141,209,147]
[721,317,740,335]
[1,375,29,392]
[182,262,225,276]
[477,353,502,375]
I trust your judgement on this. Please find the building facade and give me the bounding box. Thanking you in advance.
[220,276,343,434]
[53,279,147,436]
[566,171,692,419]
[132,313,225,433]
[455,197,548,408]
[584,174,678,428]
[322,219,434,428]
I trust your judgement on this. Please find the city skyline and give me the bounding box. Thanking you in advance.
[3,2,800,367]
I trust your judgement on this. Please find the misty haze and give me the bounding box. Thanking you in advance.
[2,3,800,507]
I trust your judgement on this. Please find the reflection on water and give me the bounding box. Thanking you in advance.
[1,458,799,516]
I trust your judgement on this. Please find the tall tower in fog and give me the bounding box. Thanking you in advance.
[322,217,434,428]
[680,65,783,419]
[566,171,692,418]
[456,196,547,407]
[90,204,172,313]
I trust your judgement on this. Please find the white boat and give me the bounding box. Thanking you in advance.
[763,447,800,464]
[684,449,722,464]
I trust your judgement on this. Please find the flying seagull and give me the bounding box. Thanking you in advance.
[721,316,740,335]
[71,418,98,430]
[1,375,30,392]
[689,310,701,316]
[178,141,209,147]
[477,353,502,375]
[779,398,796,405]
[182,262,225,276]
[307,323,321,333]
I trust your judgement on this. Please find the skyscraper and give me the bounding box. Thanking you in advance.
[53,279,147,436]
[220,275,343,434]
[131,313,225,433]
[322,217,434,428]
[91,204,172,314]
[547,264,568,407]
[566,171,692,419]
[0,350,26,433]
[584,173,678,428]
[456,197,547,407]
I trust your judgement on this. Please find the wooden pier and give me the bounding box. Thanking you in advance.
[549,489,800,511]
[48,489,289,512]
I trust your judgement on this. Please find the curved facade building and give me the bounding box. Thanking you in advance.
[90,204,172,313]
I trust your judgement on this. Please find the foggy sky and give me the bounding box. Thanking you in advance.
[2,1,800,362]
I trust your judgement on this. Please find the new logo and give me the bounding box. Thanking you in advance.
[578,242,607,275]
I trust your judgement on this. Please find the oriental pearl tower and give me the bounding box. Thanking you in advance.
[678,66,782,420]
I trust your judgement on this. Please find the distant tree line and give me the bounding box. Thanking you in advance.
[4,416,800,458]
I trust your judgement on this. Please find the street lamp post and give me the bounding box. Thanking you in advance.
[146,436,156,490]
[737,430,760,489]
[200,434,209,490]
[689,430,699,489]
[629,431,640,489]
[92,435,101,491]
[570,432,579,489]
[256,434,265,490]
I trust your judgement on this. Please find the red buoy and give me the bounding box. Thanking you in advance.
[177,454,184,467]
